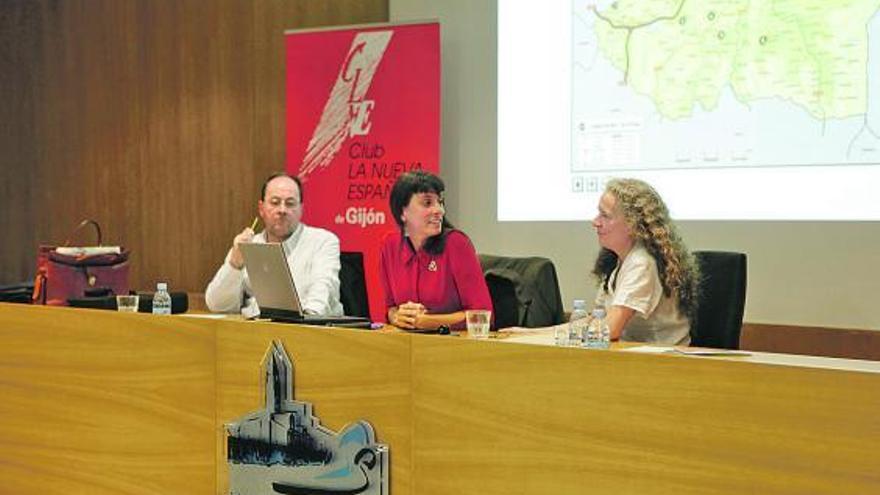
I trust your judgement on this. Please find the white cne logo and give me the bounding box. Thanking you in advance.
[300,31,393,178]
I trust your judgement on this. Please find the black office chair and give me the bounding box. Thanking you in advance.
[339,251,370,318]
[690,251,747,349]
[478,254,565,329]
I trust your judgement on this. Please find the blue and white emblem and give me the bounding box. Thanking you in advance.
[226,341,389,495]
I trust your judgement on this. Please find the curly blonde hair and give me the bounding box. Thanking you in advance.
[591,178,700,318]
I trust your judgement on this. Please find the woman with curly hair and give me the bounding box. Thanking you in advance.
[591,178,699,345]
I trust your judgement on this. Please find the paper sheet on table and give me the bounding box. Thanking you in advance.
[623,345,751,356]
[55,246,122,256]
[621,345,674,354]
[497,328,556,346]
[671,347,751,356]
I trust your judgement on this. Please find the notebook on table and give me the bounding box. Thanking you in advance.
[239,242,371,328]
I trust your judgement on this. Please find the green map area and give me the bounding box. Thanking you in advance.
[592,0,879,120]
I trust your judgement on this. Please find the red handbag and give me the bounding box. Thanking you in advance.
[32,220,131,306]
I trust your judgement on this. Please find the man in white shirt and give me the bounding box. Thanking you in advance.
[205,173,344,317]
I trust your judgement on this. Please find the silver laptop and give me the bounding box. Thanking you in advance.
[239,242,370,328]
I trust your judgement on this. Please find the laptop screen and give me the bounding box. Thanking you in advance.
[239,242,305,317]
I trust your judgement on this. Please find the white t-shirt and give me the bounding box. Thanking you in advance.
[595,243,691,345]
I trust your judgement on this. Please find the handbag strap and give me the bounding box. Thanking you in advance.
[63,219,102,247]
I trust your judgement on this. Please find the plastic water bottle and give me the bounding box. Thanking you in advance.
[583,307,610,349]
[565,299,590,347]
[152,282,172,315]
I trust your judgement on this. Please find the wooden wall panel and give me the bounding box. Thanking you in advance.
[0,1,42,285]
[0,0,388,294]
[742,323,880,361]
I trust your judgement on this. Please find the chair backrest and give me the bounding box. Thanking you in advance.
[691,251,747,349]
[478,254,564,328]
[339,251,370,318]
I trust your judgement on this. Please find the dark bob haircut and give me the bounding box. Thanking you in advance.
[389,170,455,254]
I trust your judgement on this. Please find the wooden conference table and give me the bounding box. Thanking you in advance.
[0,303,877,494]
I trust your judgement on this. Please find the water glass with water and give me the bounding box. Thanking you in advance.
[465,310,491,339]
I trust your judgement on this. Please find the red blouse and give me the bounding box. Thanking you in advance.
[379,229,493,323]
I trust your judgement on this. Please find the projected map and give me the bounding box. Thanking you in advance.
[571,0,880,180]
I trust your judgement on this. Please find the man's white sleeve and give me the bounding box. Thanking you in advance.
[204,250,246,313]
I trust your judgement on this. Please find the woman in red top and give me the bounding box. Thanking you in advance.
[380,171,492,330]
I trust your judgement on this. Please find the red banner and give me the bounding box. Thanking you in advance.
[286,22,441,321]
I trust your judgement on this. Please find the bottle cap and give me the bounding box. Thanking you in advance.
[157,282,167,291]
